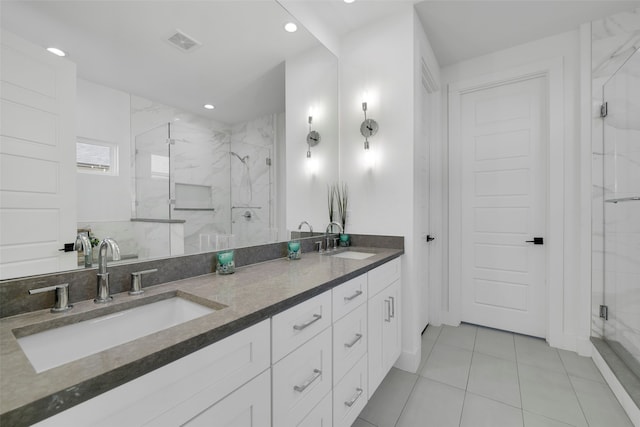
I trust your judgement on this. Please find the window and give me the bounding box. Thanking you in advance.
[77,138,117,175]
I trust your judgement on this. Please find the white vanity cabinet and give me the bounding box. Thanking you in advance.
[34,319,271,427]
[367,259,402,397]
[271,290,333,426]
[32,256,403,427]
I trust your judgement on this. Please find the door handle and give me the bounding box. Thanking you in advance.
[525,237,544,245]
[426,235,435,242]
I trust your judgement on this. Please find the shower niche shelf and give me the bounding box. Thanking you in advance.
[173,183,215,211]
[604,196,640,204]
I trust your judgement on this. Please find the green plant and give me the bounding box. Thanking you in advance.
[327,183,336,223]
[336,182,348,233]
[88,231,100,247]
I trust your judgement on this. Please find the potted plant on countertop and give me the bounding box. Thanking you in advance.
[337,182,350,246]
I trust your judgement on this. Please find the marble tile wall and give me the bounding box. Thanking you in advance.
[230,114,277,248]
[591,8,640,361]
[130,95,232,256]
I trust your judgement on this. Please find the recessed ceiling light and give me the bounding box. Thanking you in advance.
[203,104,215,110]
[344,0,355,3]
[46,47,66,57]
[284,22,297,33]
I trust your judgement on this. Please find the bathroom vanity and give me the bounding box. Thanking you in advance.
[0,247,403,426]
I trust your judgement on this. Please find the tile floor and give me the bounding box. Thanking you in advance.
[352,323,633,427]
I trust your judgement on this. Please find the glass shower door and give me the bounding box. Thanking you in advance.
[601,47,640,371]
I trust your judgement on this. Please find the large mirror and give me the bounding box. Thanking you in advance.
[0,1,338,279]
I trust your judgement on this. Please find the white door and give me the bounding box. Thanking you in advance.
[0,30,77,279]
[459,76,547,337]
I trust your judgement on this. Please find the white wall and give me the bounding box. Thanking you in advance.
[339,4,423,371]
[441,30,586,352]
[76,78,131,222]
[285,45,339,234]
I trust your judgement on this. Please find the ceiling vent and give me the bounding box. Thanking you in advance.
[166,30,201,53]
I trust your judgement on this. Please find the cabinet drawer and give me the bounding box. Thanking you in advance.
[332,273,367,321]
[273,327,332,427]
[272,290,332,363]
[35,320,271,427]
[179,369,270,427]
[333,355,368,427]
[368,257,400,297]
[297,391,333,427]
[333,303,367,384]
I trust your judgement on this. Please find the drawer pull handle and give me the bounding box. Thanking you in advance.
[344,387,364,407]
[345,333,363,348]
[390,296,395,318]
[344,290,363,302]
[293,314,322,331]
[384,299,391,322]
[293,369,322,392]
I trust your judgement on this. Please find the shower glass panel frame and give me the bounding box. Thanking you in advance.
[596,47,640,375]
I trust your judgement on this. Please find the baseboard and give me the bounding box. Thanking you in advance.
[394,348,421,373]
[592,341,640,426]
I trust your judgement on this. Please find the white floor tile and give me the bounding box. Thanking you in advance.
[518,364,588,427]
[558,349,605,383]
[437,323,477,351]
[523,411,576,427]
[460,392,523,427]
[570,375,634,427]
[420,342,473,389]
[475,326,516,361]
[515,334,565,373]
[467,352,521,408]
[396,377,465,427]
[351,418,376,427]
[418,337,437,373]
[359,367,417,427]
[423,324,442,342]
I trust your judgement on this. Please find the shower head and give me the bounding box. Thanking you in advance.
[230,152,249,163]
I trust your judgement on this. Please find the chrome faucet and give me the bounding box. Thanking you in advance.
[325,221,343,251]
[74,233,93,268]
[95,237,121,303]
[298,221,313,233]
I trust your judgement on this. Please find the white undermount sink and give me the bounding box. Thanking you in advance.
[16,295,218,373]
[331,251,376,260]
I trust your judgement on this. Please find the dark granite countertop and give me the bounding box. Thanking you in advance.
[0,246,402,426]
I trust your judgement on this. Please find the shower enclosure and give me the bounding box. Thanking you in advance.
[592,47,640,380]
[133,119,275,256]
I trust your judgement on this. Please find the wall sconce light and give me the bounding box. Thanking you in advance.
[306,115,320,158]
[360,102,378,150]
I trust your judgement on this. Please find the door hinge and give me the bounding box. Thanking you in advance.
[169,198,176,205]
[599,305,608,320]
[600,102,608,118]
[266,157,272,166]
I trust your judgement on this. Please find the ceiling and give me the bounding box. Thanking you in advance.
[301,0,638,67]
[0,1,320,124]
[414,1,640,67]
[1,0,637,124]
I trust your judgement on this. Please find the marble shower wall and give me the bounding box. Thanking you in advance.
[130,95,232,256]
[591,8,640,362]
[229,114,277,248]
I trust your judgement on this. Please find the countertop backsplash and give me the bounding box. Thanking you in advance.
[0,234,403,318]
